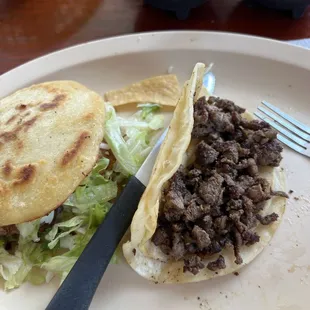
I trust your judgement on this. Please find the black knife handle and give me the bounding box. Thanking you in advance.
[46,176,145,310]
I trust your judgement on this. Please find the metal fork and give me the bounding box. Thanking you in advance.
[255,101,310,157]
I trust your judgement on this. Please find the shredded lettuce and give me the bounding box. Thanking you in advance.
[137,103,161,119]
[45,216,85,250]
[0,249,23,281]
[41,256,77,283]
[104,103,163,175]
[0,248,32,290]
[2,264,32,291]
[59,235,75,250]
[80,157,110,186]
[17,219,40,243]
[41,228,96,283]
[26,267,48,286]
[20,242,51,266]
[0,102,164,290]
[87,203,112,229]
[104,104,140,175]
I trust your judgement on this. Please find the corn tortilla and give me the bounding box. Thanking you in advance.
[104,75,180,107]
[123,63,286,283]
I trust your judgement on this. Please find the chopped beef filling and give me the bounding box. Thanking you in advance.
[152,96,288,275]
[183,255,205,275]
[207,255,226,271]
[0,225,19,237]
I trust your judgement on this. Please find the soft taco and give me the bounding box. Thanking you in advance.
[123,63,288,283]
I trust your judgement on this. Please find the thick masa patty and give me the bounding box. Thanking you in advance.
[0,81,105,226]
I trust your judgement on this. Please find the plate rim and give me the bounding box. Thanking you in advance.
[0,30,310,309]
[0,31,309,97]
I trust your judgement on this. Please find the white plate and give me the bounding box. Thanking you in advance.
[1,31,310,310]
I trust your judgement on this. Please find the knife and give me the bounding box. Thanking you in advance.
[46,68,215,310]
[45,129,167,310]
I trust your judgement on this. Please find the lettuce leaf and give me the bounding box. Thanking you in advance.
[0,249,23,281]
[0,248,32,290]
[3,264,32,291]
[80,157,110,186]
[45,216,85,250]
[64,157,117,215]
[87,203,112,229]
[26,267,48,286]
[104,104,140,175]
[20,242,52,266]
[41,256,77,283]
[137,103,161,119]
[17,219,40,243]
[104,103,163,175]
[41,228,95,283]
[59,235,75,250]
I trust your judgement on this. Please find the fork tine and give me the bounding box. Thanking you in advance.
[277,134,307,155]
[255,112,308,148]
[258,106,310,142]
[262,101,310,134]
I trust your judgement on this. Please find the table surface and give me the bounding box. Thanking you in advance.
[0,0,309,75]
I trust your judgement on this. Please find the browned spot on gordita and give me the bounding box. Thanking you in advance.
[0,116,37,142]
[22,116,38,132]
[15,104,27,110]
[13,164,36,186]
[16,140,24,151]
[42,85,59,94]
[61,132,90,166]
[5,115,18,125]
[2,160,13,176]
[83,113,95,121]
[40,94,66,111]
[21,111,31,119]
[0,128,20,142]
[40,103,58,111]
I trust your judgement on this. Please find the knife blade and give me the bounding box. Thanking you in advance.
[45,129,167,310]
[135,128,168,186]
